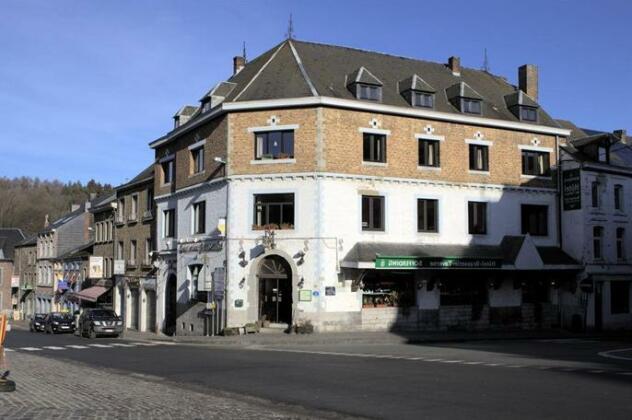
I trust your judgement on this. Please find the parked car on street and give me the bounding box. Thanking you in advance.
[78,308,123,339]
[29,313,47,332]
[44,312,75,334]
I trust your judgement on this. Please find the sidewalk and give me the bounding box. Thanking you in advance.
[119,325,632,347]
[13,319,631,347]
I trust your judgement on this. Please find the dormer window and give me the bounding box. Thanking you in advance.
[520,106,538,122]
[412,91,434,108]
[399,74,435,109]
[347,67,383,103]
[357,84,381,101]
[461,98,482,115]
[201,99,211,113]
[505,91,539,123]
[446,82,483,115]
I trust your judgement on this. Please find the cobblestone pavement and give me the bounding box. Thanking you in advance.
[0,351,328,420]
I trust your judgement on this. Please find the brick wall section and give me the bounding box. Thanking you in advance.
[115,179,156,279]
[321,108,558,188]
[154,116,228,196]
[228,109,319,175]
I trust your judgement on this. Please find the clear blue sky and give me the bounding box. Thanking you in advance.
[1,0,630,185]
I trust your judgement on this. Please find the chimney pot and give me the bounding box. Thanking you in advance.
[614,129,628,144]
[233,56,245,75]
[519,64,539,101]
[448,56,461,76]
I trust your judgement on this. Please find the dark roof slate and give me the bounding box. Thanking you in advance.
[0,228,26,260]
[171,39,561,136]
[505,90,539,108]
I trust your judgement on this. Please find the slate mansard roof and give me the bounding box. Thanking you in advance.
[153,39,564,147]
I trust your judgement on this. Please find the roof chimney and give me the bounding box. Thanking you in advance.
[519,64,539,101]
[448,56,461,76]
[614,129,628,144]
[233,56,245,75]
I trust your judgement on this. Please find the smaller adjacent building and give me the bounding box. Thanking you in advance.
[559,121,632,330]
[111,165,158,333]
[13,235,37,319]
[0,228,26,317]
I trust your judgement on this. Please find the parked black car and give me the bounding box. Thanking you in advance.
[44,312,75,334]
[29,313,47,332]
[79,308,123,339]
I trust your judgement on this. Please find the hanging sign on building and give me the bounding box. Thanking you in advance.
[89,256,104,279]
[375,256,502,269]
[113,260,126,275]
[562,168,582,211]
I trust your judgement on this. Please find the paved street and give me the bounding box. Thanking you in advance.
[2,330,632,419]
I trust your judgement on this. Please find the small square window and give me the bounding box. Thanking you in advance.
[522,150,550,176]
[357,84,381,101]
[520,106,538,122]
[362,195,385,231]
[412,92,434,108]
[363,133,387,163]
[461,98,482,114]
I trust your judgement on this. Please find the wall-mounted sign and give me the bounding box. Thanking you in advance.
[299,289,312,302]
[562,168,582,211]
[217,217,226,236]
[325,287,336,296]
[89,256,104,279]
[375,256,502,269]
[113,260,126,275]
[234,299,244,308]
[179,239,223,254]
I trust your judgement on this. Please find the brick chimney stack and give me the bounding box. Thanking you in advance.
[519,64,539,101]
[233,56,245,75]
[614,129,628,145]
[448,56,461,76]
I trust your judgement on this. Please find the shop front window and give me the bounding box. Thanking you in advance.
[361,272,415,308]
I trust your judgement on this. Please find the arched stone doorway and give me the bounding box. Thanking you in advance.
[258,255,293,326]
[164,274,177,336]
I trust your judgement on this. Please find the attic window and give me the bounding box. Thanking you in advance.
[412,91,434,108]
[201,99,211,113]
[461,98,482,115]
[520,106,538,122]
[357,84,381,101]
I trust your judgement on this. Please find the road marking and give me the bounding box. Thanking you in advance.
[88,344,113,348]
[110,343,136,348]
[598,348,632,361]
[485,363,502,367]
[3,348,14,352]
[441,360,464,363]
[506,365,524,368]
[20,347,42,351]
[43,346,65,350]
[131,342,160,346]
[66,345,89,349]
[464,361,484,365]
[424,358,444,362]
[588,370,605,374]
[616,372,632,376]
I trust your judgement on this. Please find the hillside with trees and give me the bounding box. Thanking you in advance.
[0,177,113,236]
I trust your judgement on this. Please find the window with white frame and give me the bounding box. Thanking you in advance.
[417,199,438,232]
[163,209,175,238]
[145,238,152,265]
[130,194,138,221]
[116,241,124,260]
[363,133,387,163]
[469,144,489,172]
[362,195,385,231]
[468,201,487,235]
[521,150,550,176]
[117,199,125,222]
[254,131,294,160]
[193,201,206,235]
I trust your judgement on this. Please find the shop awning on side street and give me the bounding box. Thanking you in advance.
[71,286,109,303]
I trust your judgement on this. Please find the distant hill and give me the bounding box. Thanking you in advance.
[0,177,113,235]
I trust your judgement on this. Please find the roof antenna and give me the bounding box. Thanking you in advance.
[242,41,247,62]
[481,48,490,73]
[285,13,295,40]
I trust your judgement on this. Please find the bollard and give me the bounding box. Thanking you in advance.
[0,314,16,392]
